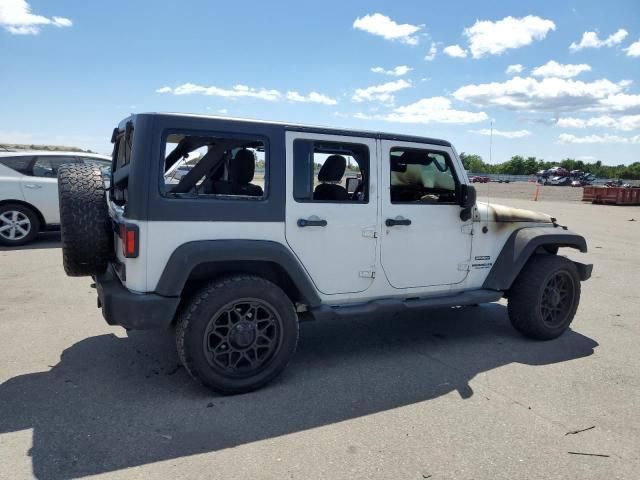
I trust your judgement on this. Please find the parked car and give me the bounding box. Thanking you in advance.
[470,175,490,183]
[56,113,592,394]
[549,176,571,186]
[0,151,111,246]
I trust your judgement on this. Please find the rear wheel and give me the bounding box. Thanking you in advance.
[0,203,40,246]
[508,255,581,340]
[176,275,299,394]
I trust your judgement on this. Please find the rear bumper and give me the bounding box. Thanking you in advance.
[95,266,180,330]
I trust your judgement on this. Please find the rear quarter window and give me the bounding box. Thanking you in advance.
[0,156,34,175]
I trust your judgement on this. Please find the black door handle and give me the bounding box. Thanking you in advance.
[297,218,328,227]
[385,218,412,227]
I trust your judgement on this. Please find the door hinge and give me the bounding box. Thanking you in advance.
[362,229,378,238]
[457,262,470,272]
[461,223,473,234]
[359,270,375,278]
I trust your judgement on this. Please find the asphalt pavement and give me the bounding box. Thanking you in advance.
[0,198,638,479]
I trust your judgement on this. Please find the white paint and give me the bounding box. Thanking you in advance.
[20,176,59,223]
[379,140,472,289]
[284,131,378,295]
[0,164,26,204]
[105,133,563,307]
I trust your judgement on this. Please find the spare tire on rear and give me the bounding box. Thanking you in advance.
[58,164,112,276]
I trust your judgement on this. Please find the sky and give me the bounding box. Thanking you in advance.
[0,0,639,166]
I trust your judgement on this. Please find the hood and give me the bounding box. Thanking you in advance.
[476,202,553,224]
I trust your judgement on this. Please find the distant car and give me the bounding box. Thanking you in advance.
[549,176,571,186]
[0,151,111,246]
[470,175,490,183]
[164,163,194,184]
[547,167,569,177]
[571,180,582,187]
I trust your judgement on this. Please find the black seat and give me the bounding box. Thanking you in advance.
[313,155,348,201]
[213,149,263,196]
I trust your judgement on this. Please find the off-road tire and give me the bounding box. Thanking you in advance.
[58,164,111,276]
[176,275,299,394]
[0,203,40,246]
[508,254,581,340]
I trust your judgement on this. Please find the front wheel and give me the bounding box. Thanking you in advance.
[175,275,299,394]
[508,255,581,340]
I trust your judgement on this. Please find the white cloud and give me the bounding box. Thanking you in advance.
[424,42,437,61]
[156,83,281,101]
[157,83,337,105]
[558,133,640,144]
[355,97,488,124]
[470,128,531,138]
[217,109,228,114]
[625,39,640,57]
[370,65,412,77]
[443,44,467,58]
[352,79,411,104]
[453,76,631,112]
[506,64,524,75]
[599,93,640,113]
[569,29,628,52]
[557,114,640,131]
[0,0,72,35]
[353,13,421,45]
[532,60,591,79]
[286,91,338,105]
[463,15,556,58]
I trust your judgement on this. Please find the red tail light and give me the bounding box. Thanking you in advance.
[118,223,139,258]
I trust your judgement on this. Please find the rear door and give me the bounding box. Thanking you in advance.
[21,155,81,224]
[0,156,31,202]
[380,140,472,290]
[284,131,378,295]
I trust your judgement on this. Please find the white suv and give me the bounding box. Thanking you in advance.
[57,113,592,394]
[0,151,111,246]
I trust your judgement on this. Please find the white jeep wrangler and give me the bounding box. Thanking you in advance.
[57,113,592,394]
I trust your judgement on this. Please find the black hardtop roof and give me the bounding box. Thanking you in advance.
[122,112,452,147]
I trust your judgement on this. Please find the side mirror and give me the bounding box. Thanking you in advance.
[460,184,476,209]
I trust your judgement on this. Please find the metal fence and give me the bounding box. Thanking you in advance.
[468,172,640,186]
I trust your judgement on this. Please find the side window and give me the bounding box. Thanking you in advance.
[0,156,34,175]
[32,156,81,178]
[389,148,458,204]
[293,140,369,203]
[161,132,266,199]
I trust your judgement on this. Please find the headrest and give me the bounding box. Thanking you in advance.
[318,155,346,182]
[229,149,256,184]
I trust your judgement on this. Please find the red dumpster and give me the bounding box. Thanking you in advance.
[582,186,640,205]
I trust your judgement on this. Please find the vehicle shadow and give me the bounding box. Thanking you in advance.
[0,231,60,251]
[0,304,597,479]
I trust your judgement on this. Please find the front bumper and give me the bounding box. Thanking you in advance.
[95,266,180,329]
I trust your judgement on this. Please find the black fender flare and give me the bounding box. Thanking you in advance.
[154,240,321,307]
[483,227,591,291]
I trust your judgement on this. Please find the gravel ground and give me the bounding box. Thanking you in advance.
[473,181,584,203]
[0,193,638,480]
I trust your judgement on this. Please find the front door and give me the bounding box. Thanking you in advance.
[285,131,378,295]
[380,140,472,290]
